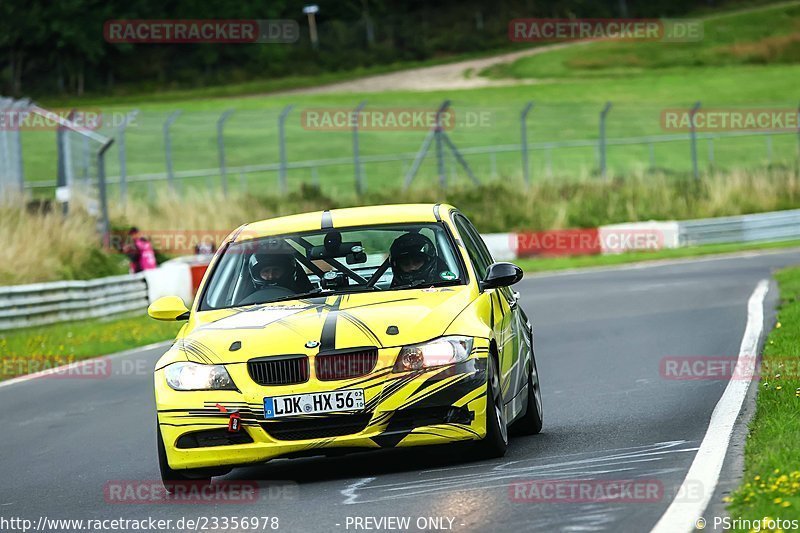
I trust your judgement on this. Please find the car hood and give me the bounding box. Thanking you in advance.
[171,287,476,364]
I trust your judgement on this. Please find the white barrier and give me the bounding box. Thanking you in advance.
[0,210,793,330]
[598,221,680,254]
[143,261,193,308]
[481,233,517,261]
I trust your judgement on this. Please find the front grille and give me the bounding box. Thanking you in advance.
[261,414,372,440]
[316,348,378,380]
[248,355,309,386]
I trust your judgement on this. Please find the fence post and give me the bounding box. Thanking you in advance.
[689,101,701,180]
[796,102,800,177]
[56,110,77,214]
[520,102,534,185]
[0,98,10,200]
[97,138,115,247]
[163,110,181,192]
[278,104,294,195]
[352,101,367,195]
[217,109,234,197]
[435,101,451,188]
[117,110,138,206]
[598,102,612,179]
[81,136,90,184]
[707,138,715,171]
[13,99,28,192]
[438,100,452,189]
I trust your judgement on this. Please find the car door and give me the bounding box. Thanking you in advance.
[453,214,522,405]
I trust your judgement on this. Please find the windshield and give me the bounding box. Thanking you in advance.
[200,223,465,310]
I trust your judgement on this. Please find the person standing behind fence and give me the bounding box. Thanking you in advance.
[123,227,157,273]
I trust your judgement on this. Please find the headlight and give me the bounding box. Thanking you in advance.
[164,362,236,391]
[393,336,474,372]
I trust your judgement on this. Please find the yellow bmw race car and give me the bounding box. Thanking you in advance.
[149,203,542,486]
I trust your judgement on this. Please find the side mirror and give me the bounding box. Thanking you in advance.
[481,262,523,290]
[148,296,190,321]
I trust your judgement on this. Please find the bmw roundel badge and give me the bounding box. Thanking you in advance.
[305,340,320,349]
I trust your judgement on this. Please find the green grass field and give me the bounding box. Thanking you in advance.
[0,313,181,381]
[22,1,800,201]
[727,265,800,527]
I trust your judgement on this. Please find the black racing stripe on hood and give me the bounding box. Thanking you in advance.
[319,296,342,352]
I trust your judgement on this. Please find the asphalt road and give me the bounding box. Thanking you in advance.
[2,250,798,533]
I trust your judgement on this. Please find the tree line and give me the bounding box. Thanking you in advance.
[0,0,727,98]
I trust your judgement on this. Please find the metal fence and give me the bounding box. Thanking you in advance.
[0,98,114,242]
[3,97,800,208]
[0,272,148,331]
[679,209,800,246]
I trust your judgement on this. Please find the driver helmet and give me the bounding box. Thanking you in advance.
[390,233,438,286]
[249,242,296,290]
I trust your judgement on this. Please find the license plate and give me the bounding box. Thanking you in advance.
[263,389,365,419]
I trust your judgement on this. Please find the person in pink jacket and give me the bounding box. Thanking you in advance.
[123,227,157,273]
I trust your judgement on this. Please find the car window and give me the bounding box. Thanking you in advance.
[458,214,495,265]
[200,223,466,310]
[454,215,490,280]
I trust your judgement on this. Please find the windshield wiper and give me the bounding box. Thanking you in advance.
[391,279,462,291]
[262,284,379,304]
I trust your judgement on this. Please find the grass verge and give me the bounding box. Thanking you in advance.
[515,240,800,273]
[0,313,181,381]
[726,265,800,528]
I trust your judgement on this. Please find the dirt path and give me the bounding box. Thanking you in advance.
[277,42,584,95]
[275,0,800,96]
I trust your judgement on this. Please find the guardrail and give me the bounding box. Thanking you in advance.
[2,208,799,331]
[0,273,148,331]
[679,209,800,246]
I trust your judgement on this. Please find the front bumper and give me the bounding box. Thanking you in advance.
[156,341,489,470]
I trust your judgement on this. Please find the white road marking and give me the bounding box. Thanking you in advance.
[650,279,769,533]
[341,440,697,504]
[341,477,376,504]
[0,340,172,390]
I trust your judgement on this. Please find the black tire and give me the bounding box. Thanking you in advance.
[157,424,212,493]
[510,351,543,436]
[473,354,508,459]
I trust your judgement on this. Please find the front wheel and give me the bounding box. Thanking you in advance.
[473,355,508,459]
[157,424,213,492]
